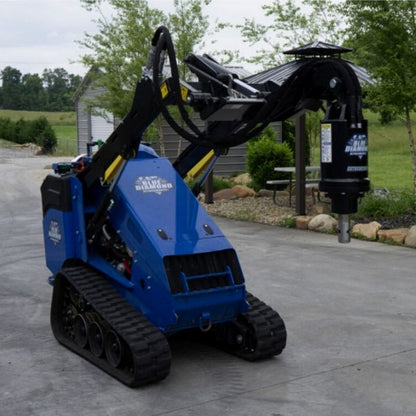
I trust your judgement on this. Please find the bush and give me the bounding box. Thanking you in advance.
[14,118,31,144]
[28,116,57,154]
[356,189,416,218]
[246,136,294,190]
[0,117,15,141]
[0,115,57,153]
[187,175,233,193]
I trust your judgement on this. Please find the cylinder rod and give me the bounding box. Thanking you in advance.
[338,214,351,243]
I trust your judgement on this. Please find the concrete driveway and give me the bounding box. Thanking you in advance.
[1,152,415,416]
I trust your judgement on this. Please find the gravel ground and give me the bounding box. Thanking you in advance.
[203,194,416,230]
[201,192,323,226]
[203,196,295,226]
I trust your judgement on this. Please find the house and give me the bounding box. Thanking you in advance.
[73,68,117,155]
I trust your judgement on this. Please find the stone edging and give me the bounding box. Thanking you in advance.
[296,214,416,248]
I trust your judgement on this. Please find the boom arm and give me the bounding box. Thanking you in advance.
[79,26,369,243]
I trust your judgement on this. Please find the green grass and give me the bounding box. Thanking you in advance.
[0,109,75,125]
[0,109,77,156]
[365,110,413,190]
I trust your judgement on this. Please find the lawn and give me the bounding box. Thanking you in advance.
[365,110,414,190]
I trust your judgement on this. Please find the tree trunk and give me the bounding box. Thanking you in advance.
[405,108,416,202]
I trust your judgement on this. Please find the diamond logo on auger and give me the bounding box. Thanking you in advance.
[135,176,174,195]
[345,133,367,159]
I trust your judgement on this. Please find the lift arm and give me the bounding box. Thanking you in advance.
[78,26,369,243]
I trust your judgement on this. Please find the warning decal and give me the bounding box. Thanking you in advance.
[321,124,332,163]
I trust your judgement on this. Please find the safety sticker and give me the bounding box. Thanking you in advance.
[48,220,62,245]
[321,123,332,163]
[160,82,169,99]
[135,176,174,195]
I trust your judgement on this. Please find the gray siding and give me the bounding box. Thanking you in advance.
[75,85,108,154]
[151,119,248,177]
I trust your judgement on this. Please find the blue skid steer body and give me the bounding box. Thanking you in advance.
[41,27,369,386]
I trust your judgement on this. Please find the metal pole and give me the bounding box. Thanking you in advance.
[204,170,214,204]
[295,114,306,215]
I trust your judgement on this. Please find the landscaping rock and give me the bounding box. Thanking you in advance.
[296,216,313,230]
[231,173,251,185]
[404,225,416,248]
[377,228,408,245]
[309,202,331,216]
[257,189,274,198]
[213,188,237,201]
[308,214,337,233]
[351,221,382,240]
[231,185,257,198]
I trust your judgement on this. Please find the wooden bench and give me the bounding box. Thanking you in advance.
[267,178,320,206]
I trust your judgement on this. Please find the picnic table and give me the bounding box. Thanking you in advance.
[267,166,321,206]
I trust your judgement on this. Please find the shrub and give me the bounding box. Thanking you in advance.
[0,117,15,141]
[187,175,233,193]
[14,118,31,144]
[356,189,416,218]
[28,116,57,154]
[0,116,57,153]
[246,136,294,190]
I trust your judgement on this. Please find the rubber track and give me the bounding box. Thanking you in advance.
[51,264,171,387]
[239,292,287,360]
[211,292,287,361]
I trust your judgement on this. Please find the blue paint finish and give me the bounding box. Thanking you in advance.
[105,156,247,331]
[42,176,87,274]
[43,154,248,334]
[113,157,228,257]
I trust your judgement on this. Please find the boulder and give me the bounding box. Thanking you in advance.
[351,221,382,240]
[296,216,313,230]
[213,188,236,201]
[231,173,251,185]
[231,185,257,198]
[308,214,337,233]
[257,189,274,198]
[377,228,408,245]
[309,202,331,216]
[404,225,416,248]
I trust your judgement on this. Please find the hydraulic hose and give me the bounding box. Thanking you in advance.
[149,26,364,149]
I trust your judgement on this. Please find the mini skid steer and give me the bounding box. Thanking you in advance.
[41,27,369,386]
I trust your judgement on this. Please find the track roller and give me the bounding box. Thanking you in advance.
[50,262,171,387]
[209,292,287,361]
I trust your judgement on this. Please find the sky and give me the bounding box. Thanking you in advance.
[0,0,275,78]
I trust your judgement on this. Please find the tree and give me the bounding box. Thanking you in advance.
[168,0,211,79]
[79,0,166,118]
[42,68,78,111]
[1,66,23,109]
[0,66,81,111]
[237,0,342,69]
[21,73,46,110]
[78,0,212,117]
[341,0,416,199]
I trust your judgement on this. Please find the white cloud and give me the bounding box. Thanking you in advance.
[0,0,274,76]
